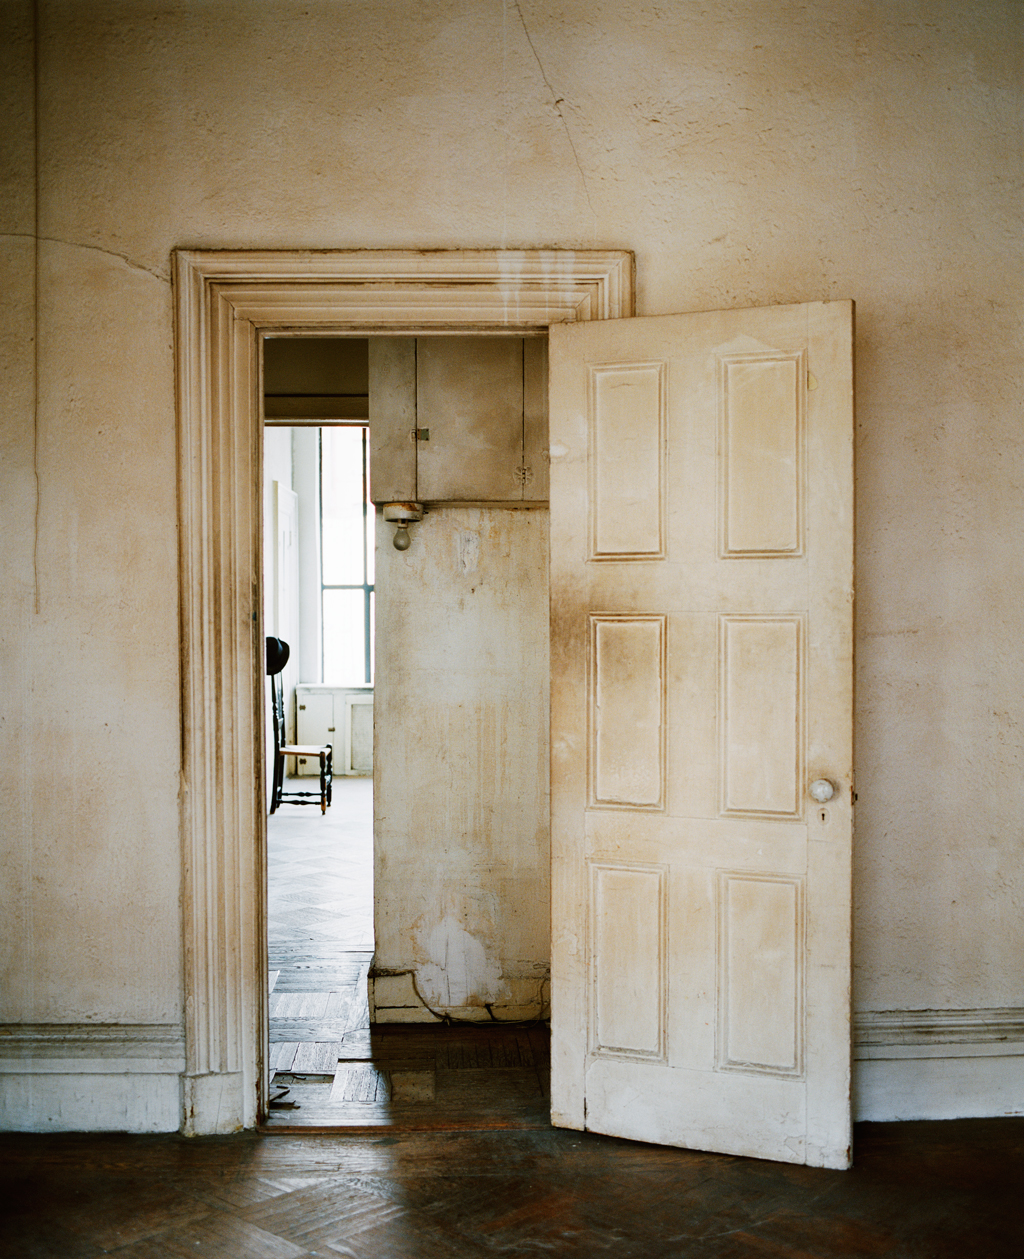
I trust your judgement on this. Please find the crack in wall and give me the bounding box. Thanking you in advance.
[2,232,170,284]
[512,2,598,232]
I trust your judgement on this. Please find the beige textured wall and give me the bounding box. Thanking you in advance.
[374,507,550,1020]
[2,0,1021,1038]
[1,0,42,1019]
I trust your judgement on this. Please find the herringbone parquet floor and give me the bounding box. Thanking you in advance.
[3,1118,1023,1256]
[266,776,376,1123]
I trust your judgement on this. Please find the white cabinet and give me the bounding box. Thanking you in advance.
[295,685,373,777]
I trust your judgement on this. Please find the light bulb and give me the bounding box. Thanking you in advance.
[393,523,411,551]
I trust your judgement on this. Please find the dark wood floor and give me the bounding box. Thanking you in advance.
[3,1118,1023,1256]
[269,1022,552,1131]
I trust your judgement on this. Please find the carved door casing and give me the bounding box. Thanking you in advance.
[548,302,854,1168]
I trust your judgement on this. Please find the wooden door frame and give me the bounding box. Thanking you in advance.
[173,249,634,1134]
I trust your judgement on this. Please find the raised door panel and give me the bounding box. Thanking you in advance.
[590,862,666,1060]
[719,351,805,557]
[589,615,665,810]
[588,361,664,558]
[717,872,804,1076]
[719,615,804,818]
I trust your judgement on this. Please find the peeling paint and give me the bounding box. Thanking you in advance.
[418,916,503,1009]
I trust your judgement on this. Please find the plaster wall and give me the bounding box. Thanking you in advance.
[373,506,550,1022]
[1,0,1022,1128]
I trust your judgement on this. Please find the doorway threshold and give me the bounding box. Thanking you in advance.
[264,1022,552,1132]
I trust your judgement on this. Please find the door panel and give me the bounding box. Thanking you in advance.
[590,615,666,809]
[590,861,667,1059]
[549,301,853,1168]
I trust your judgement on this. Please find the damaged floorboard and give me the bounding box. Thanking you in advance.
[266,1023,551,1131]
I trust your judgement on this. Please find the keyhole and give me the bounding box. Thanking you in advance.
[819,808,829,823]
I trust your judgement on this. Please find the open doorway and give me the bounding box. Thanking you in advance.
[260,333,553,1128]
[262,338,377,1121]
[173,249,631,1138]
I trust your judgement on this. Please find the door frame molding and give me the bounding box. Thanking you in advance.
[173,248,634,1133]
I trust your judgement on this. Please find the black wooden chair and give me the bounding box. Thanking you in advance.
[266,637,333,815]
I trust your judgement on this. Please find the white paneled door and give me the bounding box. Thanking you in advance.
[549,302,854,1168]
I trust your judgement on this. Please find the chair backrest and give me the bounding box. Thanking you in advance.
[270,671,287,756]
[267,636,291,757]
[266,636,290,677]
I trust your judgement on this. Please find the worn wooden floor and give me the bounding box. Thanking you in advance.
[269,1023,552,1131]
[3,1118,1023,1256]
[267,777,375,1127]
[267,778,550,1131]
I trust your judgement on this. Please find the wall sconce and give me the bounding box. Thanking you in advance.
[383,502,424,551]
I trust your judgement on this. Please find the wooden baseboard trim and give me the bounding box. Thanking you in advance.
[854,1008,1024,1059]
[0,1024,185,1072]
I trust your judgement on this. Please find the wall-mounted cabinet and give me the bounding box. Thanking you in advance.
[368,336,548,504]
[295,685,373,777]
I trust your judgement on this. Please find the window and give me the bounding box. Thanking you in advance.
[320,426,373,684]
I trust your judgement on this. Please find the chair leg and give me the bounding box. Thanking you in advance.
[271,749,284,815]
[319,751,327,815]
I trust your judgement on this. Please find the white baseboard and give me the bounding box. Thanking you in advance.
[852,1008,1024,1121]
[0,1024,185,1133]
[4,1010,1020,1131]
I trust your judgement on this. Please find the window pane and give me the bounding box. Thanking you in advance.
[366,503,376,585]
[321,427,366,586]
[369,591,375,682]
[365,449,375,584]
[323,588,366,684]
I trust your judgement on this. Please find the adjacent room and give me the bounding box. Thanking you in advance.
[261,334,552,1126]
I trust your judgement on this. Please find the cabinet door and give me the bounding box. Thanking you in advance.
[416,337,525,501]
[348,695,374,775]
[296,691,335,776]
[368,337,548,504]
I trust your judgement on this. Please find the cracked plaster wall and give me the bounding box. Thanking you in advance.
[1,0,1022,1057]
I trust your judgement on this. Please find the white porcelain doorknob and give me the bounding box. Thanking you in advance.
[809,779,836,803]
